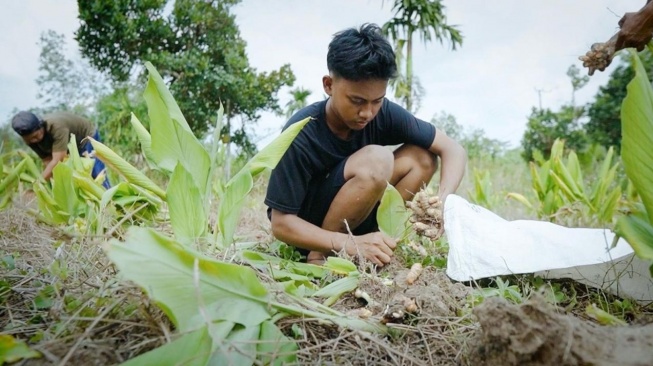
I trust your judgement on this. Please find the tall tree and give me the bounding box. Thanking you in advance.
[521,107,587,161]
[431,112,507,159]
[36,30,107,115]
[382,0,463,112]
[76,0,295,154]
[585,52,653,149]
[284,87,312,119]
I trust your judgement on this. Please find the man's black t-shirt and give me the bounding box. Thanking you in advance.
[265,98,436,219]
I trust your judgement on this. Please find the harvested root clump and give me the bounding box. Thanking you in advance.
[579,33,617,76]
[406,189,442,240]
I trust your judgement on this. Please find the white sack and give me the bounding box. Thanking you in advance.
[444,194,653,303]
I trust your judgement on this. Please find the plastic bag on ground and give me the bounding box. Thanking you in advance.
[444,194,653,304]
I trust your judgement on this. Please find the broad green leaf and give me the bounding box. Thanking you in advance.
[0,159,26,193]
[615,208,653,261]
[550,139,564,160]
[245,117,311,176]
[122,326,212,366]
[598,187,621,225]
[552,160,584,202]
[33,182,68,224]
[542,190,557,217]
[66,134,85,173]
[168,163,206,244]
[209,325,259,366]
[549,171,578,204]
[17,151,42,180]
[322,257,358,275]
[377,184,410,239]
[529,162,545,200]
[130,113,157,168]
[143,63,210,193]
[90,137,166,199]
[622,50,653,225]
[258,320,298,365]
[591,158,619,210]
[312,275,360,306]
[0,334,40,364]
[73,173,104,202]
[565,151,584,194]
[217,170,254,247]
[240,251,326,278]
[505,192,533,209]
[52,164,79,217]
[586,304,627,326]
[144,62,192,132]
[107,227,271,332]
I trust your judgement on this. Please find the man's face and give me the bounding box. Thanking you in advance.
[323,75,387,131]
[21,127,45,145]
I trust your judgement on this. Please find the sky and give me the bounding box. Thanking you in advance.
[0,0,644,148]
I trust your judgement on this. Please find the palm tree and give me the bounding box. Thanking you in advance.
[285,87,312,119]
[382,0,463,112]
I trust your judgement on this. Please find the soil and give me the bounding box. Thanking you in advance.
[467,296,653,366]
[3,201,653,365]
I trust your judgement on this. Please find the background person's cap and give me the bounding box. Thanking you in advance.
[11,111,43,136]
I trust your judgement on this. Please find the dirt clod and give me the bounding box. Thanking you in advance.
[468,296,653,366]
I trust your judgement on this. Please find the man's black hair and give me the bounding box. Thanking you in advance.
[11,111,43,136]
[327,23,397,81]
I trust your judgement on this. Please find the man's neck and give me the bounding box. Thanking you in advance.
[324,99,352,140]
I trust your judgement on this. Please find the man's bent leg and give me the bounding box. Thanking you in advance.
[389,144,438,201]
[307,145,394,264]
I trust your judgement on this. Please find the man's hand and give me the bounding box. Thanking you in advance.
[616,11,653,52]
[347,232,397,267]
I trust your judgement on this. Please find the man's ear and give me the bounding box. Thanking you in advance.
[322,75,333,96]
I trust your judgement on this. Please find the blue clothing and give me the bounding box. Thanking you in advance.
[83,130,110,189]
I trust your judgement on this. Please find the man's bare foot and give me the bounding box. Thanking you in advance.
[306,250,326,265]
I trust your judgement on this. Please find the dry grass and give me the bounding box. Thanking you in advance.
[2,166,651,365]
[1,204,168,365]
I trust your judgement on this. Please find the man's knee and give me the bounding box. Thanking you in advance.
[396,144,438,174]
[346,145,394,184]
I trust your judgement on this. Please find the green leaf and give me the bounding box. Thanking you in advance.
[322,257,357,275]
[217,170,253,247]
[90,137,166,199]
[598,187,621,224]
[590,146,615,205]
[552,159,584,202]
[565,151,584,195]
[122,326,212,366]
[143,62,210,194]
[106,227,272,332]
[0,334,40,364]
[257,320,298,365]
[168,163,206,245]
[130,113,157,168]
[377,184,410,239]
[622,50,653,225]
[615,208,653,261]
[245,117,311,176]
[209,324,259,366]
[0,159,26,194]
[505,192,533,209]
[52,163,79,217]
[312,276,360,306]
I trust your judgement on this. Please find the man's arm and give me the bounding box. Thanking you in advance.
[615,0,653,51]
[42,151,67,180]
[270,209,396,266]
[427,128,467,203]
